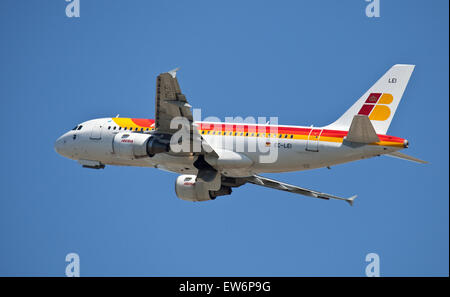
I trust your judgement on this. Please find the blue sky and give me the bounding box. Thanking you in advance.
[0,0,448,276]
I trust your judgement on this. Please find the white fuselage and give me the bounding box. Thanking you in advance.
[54,118,405,177]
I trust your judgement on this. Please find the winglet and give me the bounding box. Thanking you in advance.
[346,195,357,206]
[167,67,180,78]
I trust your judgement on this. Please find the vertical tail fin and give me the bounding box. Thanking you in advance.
[326,64,415,134]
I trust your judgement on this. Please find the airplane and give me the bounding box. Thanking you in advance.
[54,64,426,206]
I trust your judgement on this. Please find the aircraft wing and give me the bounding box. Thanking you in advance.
[155,68,193,134]
[385,151,428,164]
[244,175,357,206]
[153,68,217,157]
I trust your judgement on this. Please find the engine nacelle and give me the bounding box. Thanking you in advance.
[175,174,232,202]
[113,133,169,159]
[146,135,170,156]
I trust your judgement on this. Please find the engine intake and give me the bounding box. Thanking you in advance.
[175,174,232,202]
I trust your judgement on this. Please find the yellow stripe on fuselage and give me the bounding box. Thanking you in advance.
[108,118,403,148]
[198,130,403,148]
[111,118,154,131]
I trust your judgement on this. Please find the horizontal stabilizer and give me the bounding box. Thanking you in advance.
[385,151,428,164]
[345,115,380,144]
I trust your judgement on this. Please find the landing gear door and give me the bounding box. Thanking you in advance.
[306,129,322,152]
[90,125,102,140]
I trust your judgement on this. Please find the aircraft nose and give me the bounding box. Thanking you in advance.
[54,135,67,156]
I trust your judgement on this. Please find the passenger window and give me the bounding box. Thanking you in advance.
[108,126,111,130]
[284,134,288,138]
[290,135,293,139]
[124,127,127,130]
[202,131,205,134]
[135,127,138,131]
[141,128,144,132]
[113,126,116,130]
[119,127,122,130]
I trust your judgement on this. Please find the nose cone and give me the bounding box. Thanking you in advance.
[54,135,68,156]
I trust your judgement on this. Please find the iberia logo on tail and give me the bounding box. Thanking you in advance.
[357,93,393,121]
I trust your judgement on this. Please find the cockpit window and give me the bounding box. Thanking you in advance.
[72,126,78,130]
[77,125,83,130]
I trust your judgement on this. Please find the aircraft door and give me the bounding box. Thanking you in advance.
[90,125,102,140]
[306,129,322,152]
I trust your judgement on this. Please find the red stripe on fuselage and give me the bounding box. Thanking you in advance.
[131,118,155,127]
[197,123,404,143]
[137,120,405,143]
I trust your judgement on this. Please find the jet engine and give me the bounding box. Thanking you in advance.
[113,133,169,159]
[175,174,232,202]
